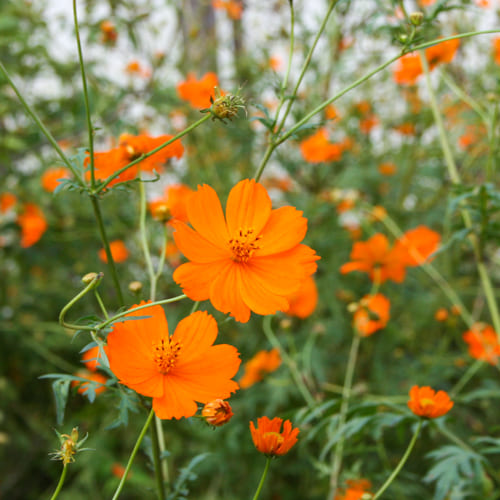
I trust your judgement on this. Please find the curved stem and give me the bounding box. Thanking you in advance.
[372,420,422,500]
[252,457,272,500]
[111,408,156,500]
[49,465,68,500]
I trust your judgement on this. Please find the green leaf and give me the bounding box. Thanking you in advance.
[52,379,71,426]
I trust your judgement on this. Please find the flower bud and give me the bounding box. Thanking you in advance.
[410,11,424,26]
[128,281,143,293]
[82,272,102,285]
[202,399,234,426]
[152,203,171,223]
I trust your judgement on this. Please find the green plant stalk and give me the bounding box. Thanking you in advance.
[372,420,422,500]
[97,114,211,193]
[139,181,157,300]
[94,290,109,319]
[486,103,498,181]
[155,225,169,284]
[72,0,95,187]
[0,60,85,186]
[150,414,166,500]
[49,464,68,500]
[90,195,125,306]
[262,316,316,409]
[421,53,500,339]
[450,359,484,397]
[252,457,272,500]
[112,408,156,500]
[328,333,361,499]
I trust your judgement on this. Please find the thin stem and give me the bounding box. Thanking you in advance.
[94,290,109,319]
[155,225,169,283]
[97,114,211,193]
[0,60,85,186]
[372,420,423,500]
[90,196,125,306]
[450,359,484,398]
[251,457,272,500]
[139,181,156,300]
[328,333,361,499]
[111,408,156,500]
[73,0,95,187]
[49,465,68,500]
[150,414,166,500]
[262,316,316,409]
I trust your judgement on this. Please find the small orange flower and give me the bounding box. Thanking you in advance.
[392,226,440,267]
[111,463,130,479]
[17,203,48,248]
[426,38,460,69]
[82,346,104,372]
[378,162,397,176]
[202,399,234,426]
[98,240,129,263]
[286,276,319,319]
[177,72,219,109]
[493,37,500,65]
[435,308,449,322]
[463,323,500,365]
[407,385,453,418]
[268,55,283,71]
[85,146,137,187]
[353,293,390,336]
[239,348,282,389]
[100,20,117,44]
[212,0,243,20]
[172,179,319,323]
[125,60,150,77]
[0,192,17,213]
[41,167,71,192]
[72,370,108,396]
[359,114,379,134]
[149,184,194,223]
[335,479,372,500]
[106,303,241,419]
[393,53,423,85]
[394,122,416,135]
[300,128,343,163]
[250,417,299,457]
[325,104,339,120]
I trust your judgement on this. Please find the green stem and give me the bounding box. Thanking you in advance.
[252,457,272,500]
[0,60,85,186]
[139,181,156,300]
[72,0,95,187]
[111,408,155,500]
[90,196,125,306]
[450,359,484,398]
[262,316,316,409]
[49,464,68,500]
[328,333,361,499]
[150,414,166,500]
[97,114,211,193]
[372,420,422,500]
[94,290,109,319]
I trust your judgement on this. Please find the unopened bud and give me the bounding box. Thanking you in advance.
[347,302,359,313]
[82,272,102,285]
[409,11,424,26]
[128,281,143,293]
[202,399,233,427]
[205,87,245,123]
[152,204,171,223]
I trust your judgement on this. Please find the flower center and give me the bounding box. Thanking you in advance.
[420,397,435,409]
[153,338,182,374]
[229,228,262,263]
[263,431,284,453]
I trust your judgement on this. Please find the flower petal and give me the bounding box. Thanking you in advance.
[173,260,229,301]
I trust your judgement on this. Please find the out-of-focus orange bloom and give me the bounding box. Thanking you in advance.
[239,348,281,389]
[458,124,487,151]
[356,101,371,115]
[212,0,243,20]
[261,175,293,192]
[100,20,117,44]
[0,192,17,213]
[463,323,500,365]
[426,38,460,69]
[286,276,318,319]
[106,303,240,419]
[493,38,500,65]
[340,233,407,284]
[249,416,299,456]
[336,199,356,214]
[335,479,372,500]
[111,463,131,479]
[392,226,440,267]
[407,385,453,418]
[125,60,150,77]
[177,72,219,109]
[202,399,234,426]
[435,308,449,322]
[451,305,461,316]
[394,122,416,135]
[98,240,129,263]
[359,114,379,133]
[149,184,194,223]
[268,55,283,71]
[85,146,136,187]
[325,104,339,120]
[41,167,71,192]
[353,293,390,336]
[82,346,104,372]
[300,128,343,163]
[72,370,108,396]
[378,162,397,176]
[17,203,47,248]
[370,205,387,221]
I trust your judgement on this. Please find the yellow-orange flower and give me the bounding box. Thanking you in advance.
[286,276,319,319]
[41,167,71,192]
[239,348,282,389]
[177,72,219,109]
[85,146,137,187]
[463,323,500,365]
[493,37,500,65]
[392,225,440,267]
[72,370,107,396]
[378,162,397,176]
[335,479,372,500]
[98,240,129,263]
[212,0,243,19]
[100,20,117,44]
[17,203,47,248]
[407,385,453,418]
[82,346,104,372]
[106,303,240,419]
[250,416,299,456]
[435,308,449,322]
[172,179,319,323]
[149,184,194,223]
[0,192,17,213]
[353,293,390,336]
[300,128,343,163]
[201,399,234,426]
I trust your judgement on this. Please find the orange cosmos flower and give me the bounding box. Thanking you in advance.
[106,304,240,419]
[392,225,440,267]
[426,38,460,69]
[393,53,423,85]
[202,399,234,426]
[239,348,282,389]
[435,308,449,322]
[250,416,299,457]
[212,0,243,20]
[72,370,108,396]
[172,179,319,322]
[85,146,137,187]
[82,346,104,372]
[17,203,47,248]
[268,55,283,71]
[111,463,130,479]
[41,167,71,192]
[98,240,129,263]
[394,122,416,135]
[0,192,17,213]
[463,323,500,365]
[149,184,194,223]
[407,385,453,418]
[340,233,407,284]
[177,72,219,109]
[335,479,372,500]
[300,128,343,163]
[100,20,117,44]
[378,162,397,176]
[353,293,390,336]
[325,104,339,120]
[493,37,500,65]
[286,276,319,319]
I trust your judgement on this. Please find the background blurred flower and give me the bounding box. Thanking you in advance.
[239,348,281,389]
[407,385,453,418]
